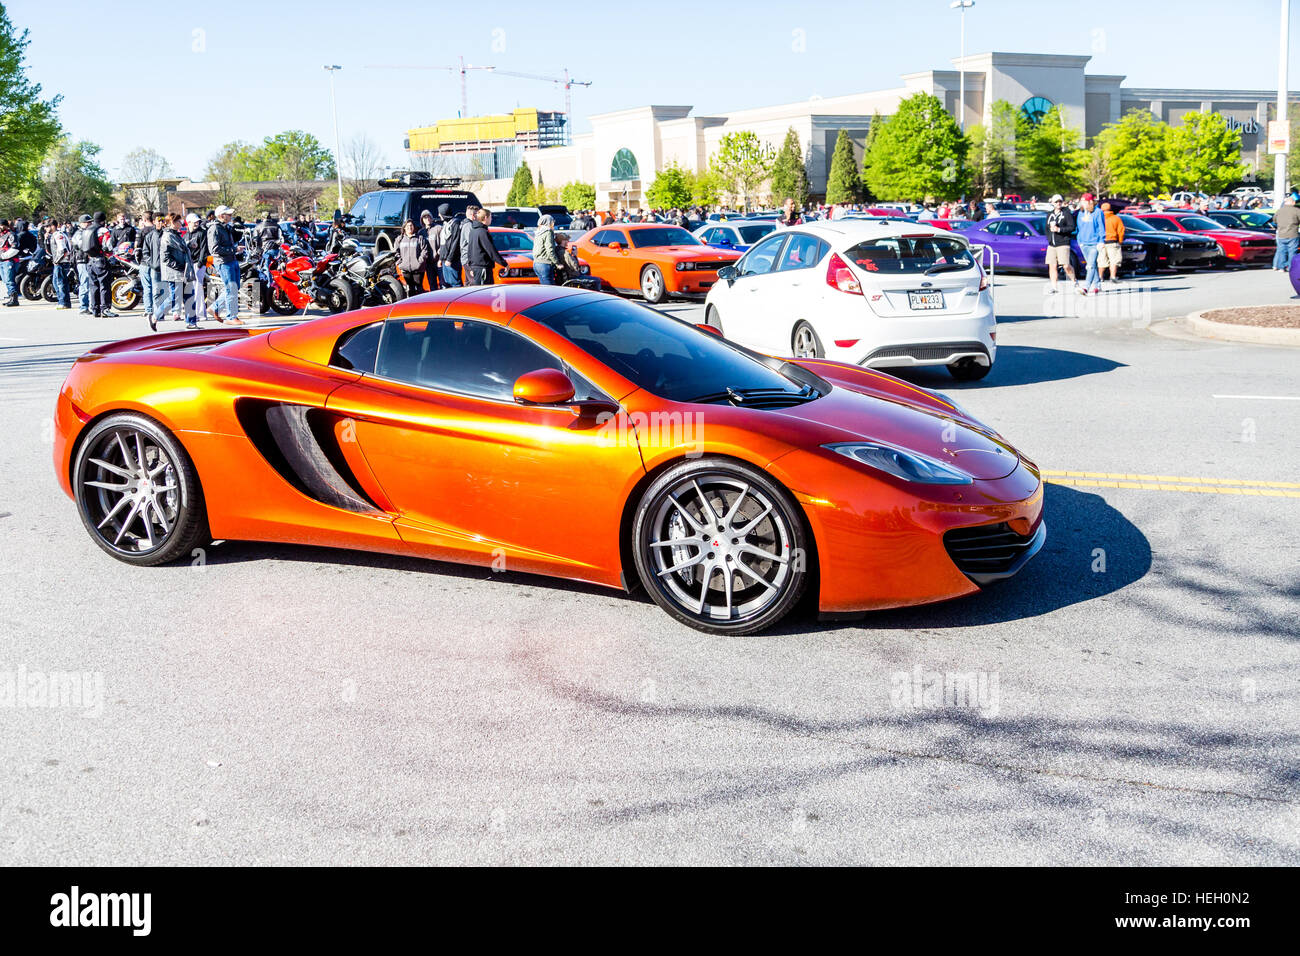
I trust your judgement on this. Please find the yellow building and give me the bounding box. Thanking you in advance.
[406,108,567,154]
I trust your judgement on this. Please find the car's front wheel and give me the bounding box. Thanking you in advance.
[72,413,209,566]
[632,458,809,634]
[640,265,666,303]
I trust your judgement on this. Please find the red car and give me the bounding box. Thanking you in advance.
[1135,212,1275,265]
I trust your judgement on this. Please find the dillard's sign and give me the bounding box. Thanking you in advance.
[1221,115,1261,136]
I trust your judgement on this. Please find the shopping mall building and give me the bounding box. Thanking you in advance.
[482,51,1300,209]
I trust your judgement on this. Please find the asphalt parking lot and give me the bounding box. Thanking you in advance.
[1,266,1297,865]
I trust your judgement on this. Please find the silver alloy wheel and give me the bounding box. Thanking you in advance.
[793,324,818,358]
[641,268,663,300]
[645,472,794,623]
[78,426,180,555]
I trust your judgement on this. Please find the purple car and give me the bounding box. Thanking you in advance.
[965,214,1146,275]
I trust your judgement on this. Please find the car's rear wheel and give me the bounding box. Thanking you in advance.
[704,305,724,334]
[791,321,824,358]
[640,265,666,303]
[948,357,991,381]
[72,413,209,566]
[632,458,809,635]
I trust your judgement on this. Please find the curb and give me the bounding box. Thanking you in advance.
[1186,310,1300,347]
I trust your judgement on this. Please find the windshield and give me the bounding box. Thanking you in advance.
[844,235,977,274]
[499,210,539,229]
[491,231,533,252]
[628,227,700,248]
[525,296,807,402]
[1178,216,1223,231]
[1121,215,1156,231]
[738,223,776,243]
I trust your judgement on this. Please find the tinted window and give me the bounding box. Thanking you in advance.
[699,228,721,244]
[737,233,787,276]
[500,210,540,228]
[845,235,976,274]
[738,223,776,243]
[590,230,621,247]
[331,322,382,372]
[1178,216,1223,231]
[528,296,806,402]
[627,227,699,248]
[1120,215,1155,231]
[409,192,475,222]
[1003,222,1032,238]
[349,193,375,223]
[375,318,561,401]
[490,231,532,252]
[777,233,824,271]
[1143,217,1179,232]
[376,192,407,227]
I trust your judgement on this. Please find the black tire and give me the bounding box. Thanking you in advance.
[632,457,809,635]
[19,272,43,301]
[948,357,992,381]
[704,305,724,334]
[375,275,405,305]
[269,285,299,315]
[71,412,209,567]
[40,275,57,302]
[324,276,358,313]
[791,320,824,358]
[640,265,666,303]
[111,277,140,311]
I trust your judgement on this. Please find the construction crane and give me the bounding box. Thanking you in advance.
[363,56,494,118]
[486,68,592,144]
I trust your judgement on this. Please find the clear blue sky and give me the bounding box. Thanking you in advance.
[7,0,1296,180]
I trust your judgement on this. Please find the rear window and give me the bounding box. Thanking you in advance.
[844,235,976,274]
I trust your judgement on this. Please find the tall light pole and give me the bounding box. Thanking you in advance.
[1275,0,1289,204]
[324,65,345,217]
[951,0,975,132]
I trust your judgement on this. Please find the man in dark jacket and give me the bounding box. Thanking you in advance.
[438,209,468,288]
[133,212,156,317]
[464,208,508,286]
[1044,193,1079,293]
[421,206,444,292]
[254,214,283,280]
[84,211,117,317]
[185,213,209,321]
[207,206,242,323]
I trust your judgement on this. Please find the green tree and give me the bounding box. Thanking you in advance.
[507,160,533,206]
[1161,111,1244,195]
[965,100,1020,198]
[0,5,62,215]
[688,167,721,206]
[38,139,114,220]
[1017,105,1080,198]
[859,111,884,201]
[645,162,693,209]
[560,181,596,210]
[1069,139,1113,197]
[709,131,773,209]
[1100,110,1169,198]
[256,130,335,180]
[769,126,810,208]
[862,92,968,201]
[825,129,862,204]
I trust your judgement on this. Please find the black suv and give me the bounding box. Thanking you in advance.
[346,172,482,251]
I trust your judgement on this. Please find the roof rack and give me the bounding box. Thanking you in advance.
[376,171,464,188]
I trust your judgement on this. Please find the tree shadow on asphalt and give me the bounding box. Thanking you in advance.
[895,346,1126,389]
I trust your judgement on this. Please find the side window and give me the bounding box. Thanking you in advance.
[330,322,382,372]
[700,228,719,244]
[375,318,562,402]
[376,192,406,228]
[736,233,787,277]
[777,233,824,271]
[349,194,374,225]
[590,229,614,247]
[1005,223,1031,238]
[985,221,1006,236]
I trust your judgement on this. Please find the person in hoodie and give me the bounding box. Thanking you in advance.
[437,204,467,288]
[185,212,209,322]
[157,214,196,330]
[464,207,508,286]
[394,218,430,294]
[531,214,562,285]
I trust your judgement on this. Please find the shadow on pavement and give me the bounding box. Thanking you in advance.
[895,345,1127,389]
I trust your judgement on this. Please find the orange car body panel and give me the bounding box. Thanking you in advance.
[53,286,1043,613]
[574,224,742,296]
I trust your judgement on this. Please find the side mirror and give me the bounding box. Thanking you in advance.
[513,368,575,406]
[608,241,622,252]
[695,323,723,336]
[717,265,737,283]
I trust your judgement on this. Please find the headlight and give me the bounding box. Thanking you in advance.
[675,261,700,271]
[825,441,973,485]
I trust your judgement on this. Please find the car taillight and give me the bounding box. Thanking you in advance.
[978,266,989,291]
[825,252,862,295]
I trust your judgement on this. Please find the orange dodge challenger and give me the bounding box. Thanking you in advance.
[53,285,1044,634]
[574,223,742,303]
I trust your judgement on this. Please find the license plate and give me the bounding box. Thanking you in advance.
[908,291,945,310]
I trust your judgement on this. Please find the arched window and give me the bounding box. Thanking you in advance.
[610,148,640,181]
[1020,96,1054,126]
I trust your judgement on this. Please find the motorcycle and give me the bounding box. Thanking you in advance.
[204,257,270,317]
[19,255,50,301]
[266,249,355,315]
[338,244,405,306]
[108,243,142,311]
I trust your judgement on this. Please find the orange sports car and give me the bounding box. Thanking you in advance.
[574,223,743,303]
[54,286,1044,634]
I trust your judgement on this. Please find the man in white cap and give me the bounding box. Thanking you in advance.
[1044,194,1079,294]
[207,206,242,324]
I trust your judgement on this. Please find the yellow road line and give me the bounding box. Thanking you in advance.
[1042,470,1300,489]
[1045,475,1300,498]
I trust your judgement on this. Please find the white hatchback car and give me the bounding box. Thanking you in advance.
[703,221,997,380]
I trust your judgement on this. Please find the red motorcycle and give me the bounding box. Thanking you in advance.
[266,250,356,315]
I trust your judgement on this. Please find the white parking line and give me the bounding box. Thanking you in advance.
[0,337,26,341]
[1212,394,1300,401]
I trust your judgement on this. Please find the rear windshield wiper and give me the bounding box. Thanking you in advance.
[924,261,970,275]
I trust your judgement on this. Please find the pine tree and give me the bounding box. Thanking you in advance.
[825,129,862,204]
[506,160,533,206]
[769,127,809,208]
